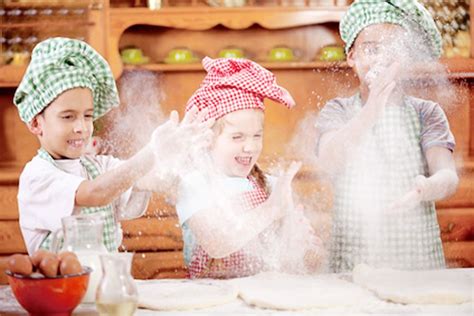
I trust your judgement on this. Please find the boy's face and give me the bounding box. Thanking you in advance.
[29,87,94,159]
[211,109,264,178]
[347,23,409,86]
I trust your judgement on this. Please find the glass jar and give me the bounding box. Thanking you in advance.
[96,253,138,316]
[53,213,109,304]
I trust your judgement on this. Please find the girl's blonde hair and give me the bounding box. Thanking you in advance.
[212,112,270,195]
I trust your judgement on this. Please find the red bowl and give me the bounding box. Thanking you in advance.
[6,267,91,316]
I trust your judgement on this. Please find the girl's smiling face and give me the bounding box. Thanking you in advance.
[29,87,94,159]
[211,109,264,178]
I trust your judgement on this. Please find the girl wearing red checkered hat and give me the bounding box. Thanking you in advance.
[176,57,325,279]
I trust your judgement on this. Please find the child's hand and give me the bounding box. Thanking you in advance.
[364,62,400,118]
[390,170,458,212]
[150,106,214,173]
[268,161,302,219]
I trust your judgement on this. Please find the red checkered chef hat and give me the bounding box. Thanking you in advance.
[186,57,295,120]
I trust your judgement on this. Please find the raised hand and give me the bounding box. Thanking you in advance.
[267,161,302,219]
[150,106,214,174]
[364,62,400,120]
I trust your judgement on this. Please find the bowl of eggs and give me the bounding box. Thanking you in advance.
[6,250,90,316]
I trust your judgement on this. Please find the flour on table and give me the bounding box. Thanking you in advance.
[353,263,474,305]
[137,279,238,310]
[231,271,379,311]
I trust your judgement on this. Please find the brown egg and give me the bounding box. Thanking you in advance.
[31,249,53,267]
[59,256,82,276]
[58,251,78,262]
[7,254,33,275]
[39,255,60,278]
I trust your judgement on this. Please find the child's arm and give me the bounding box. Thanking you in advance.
[75,140,155,207]
[390,147,458,210]
[422,146,459,200]
[187,162,301,259]
[317,63,399,173]
[75,107,212,207]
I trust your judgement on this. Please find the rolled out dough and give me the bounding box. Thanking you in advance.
[353,264,474,305]
[232,271,379,310]
[137,279,238,310]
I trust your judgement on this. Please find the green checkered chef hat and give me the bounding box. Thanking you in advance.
[14,37,119,123]
[340,0,442,58]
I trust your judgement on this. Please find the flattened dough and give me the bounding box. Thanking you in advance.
[233,272,379,310]
[353,264,474,305]
[137,279,238,310]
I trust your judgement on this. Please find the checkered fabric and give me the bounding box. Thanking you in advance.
[330,95,445,272]
[37,148,118,252]
[187,176,268,279]
[14,37,119,123]
[340,0,442,57]
[185,57,295,121]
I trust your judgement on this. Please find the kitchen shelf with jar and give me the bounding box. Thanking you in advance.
[0,0,106,87]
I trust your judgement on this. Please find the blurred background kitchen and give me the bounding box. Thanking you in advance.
[0,0,473,284]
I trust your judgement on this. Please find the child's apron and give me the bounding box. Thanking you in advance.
[187,177,268,279]
[36,148,118,252]
[330,96,445,272]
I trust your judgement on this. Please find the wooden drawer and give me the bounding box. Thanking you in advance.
[0,186,19,220]
[131,251,186,279]
[443,241,474,268]
[121,216,181,237]
[437,208,474,242]
[0,256,10,285]
[0,221,26,254]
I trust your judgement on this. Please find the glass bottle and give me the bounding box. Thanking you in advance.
[96,253,138,316]
[53,213,109,304]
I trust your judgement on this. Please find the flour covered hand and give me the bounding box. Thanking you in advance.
[149,106,214,173]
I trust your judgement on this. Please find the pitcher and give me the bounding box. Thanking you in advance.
[96,253,138,316]
[53,213,109,303]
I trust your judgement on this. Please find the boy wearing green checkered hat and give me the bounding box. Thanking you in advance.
[14,37,212,255]
[315,1,458,272]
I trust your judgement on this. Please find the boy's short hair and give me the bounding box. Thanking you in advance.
[340,0,442,58]
[14,37,119,123]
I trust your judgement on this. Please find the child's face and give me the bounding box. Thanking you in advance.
[211,109,264,178]
[347,24,409,86]
[30,87,94,159]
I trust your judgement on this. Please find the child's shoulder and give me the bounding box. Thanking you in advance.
[21,155,58,177]
[323,95,359,109]
[404,95,447,118]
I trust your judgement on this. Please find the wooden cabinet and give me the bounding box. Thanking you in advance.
[0,0,474,284]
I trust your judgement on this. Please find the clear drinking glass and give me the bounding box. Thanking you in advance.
[96,253,138,316]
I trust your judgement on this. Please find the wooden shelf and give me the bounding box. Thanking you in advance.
[0,21,94,29]
[108,6,348,76]
[110,6,347,30]
[122,58,474,77]
[123,60,349,72]
[2,0,95,8]
[2,58,474,88]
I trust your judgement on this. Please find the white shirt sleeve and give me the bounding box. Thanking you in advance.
[18,157,85,254]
